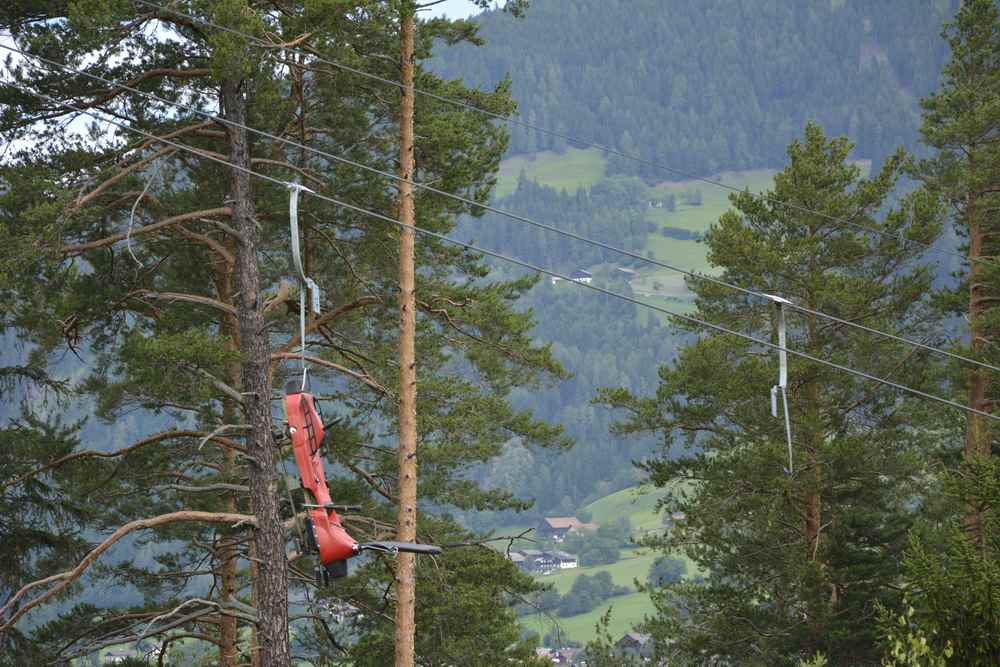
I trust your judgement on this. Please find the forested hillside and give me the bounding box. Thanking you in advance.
[434,0,957,175]
[4,0,1000,664]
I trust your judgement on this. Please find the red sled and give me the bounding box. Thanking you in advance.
[283,381,440,583]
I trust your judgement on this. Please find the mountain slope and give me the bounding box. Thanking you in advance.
[433,0,957,176]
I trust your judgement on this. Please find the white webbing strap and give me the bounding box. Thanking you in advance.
[289,182,319,390]
[766,295,794,474]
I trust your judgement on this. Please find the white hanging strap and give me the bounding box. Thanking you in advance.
[765,295,794,474]
[289,182,319,390]
[288,183,321,312]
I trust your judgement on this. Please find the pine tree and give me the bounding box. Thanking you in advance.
[881,2,1000,662]
[0,1,565,663]
[597,123,942,665]
[913,0,1000,524]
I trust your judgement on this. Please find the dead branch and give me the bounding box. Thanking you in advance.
[261,31,315,50]
[132,289,237,316]
[343,460,397,504]
[276,296,380,357]
[75,119,215,208]
[49,67,210,124]
[0,511,257,632]
[263,279,293,316]
[187,366,244,405]
[440,528,536,554]
[3,430,245,491]
[172,225,235,265]
[74,145,176,210]
[270,352,387,394]
[162,483,249,494]
[61,207,231,255]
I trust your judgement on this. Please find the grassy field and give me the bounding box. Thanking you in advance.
[494,147,606,198]
[537,547,659,595]
[513,483,699,645]
[647,168,777,233]
[583,484,666,536]
[492,149,781,307]
[638,168,779,302]
[520,590,655,647]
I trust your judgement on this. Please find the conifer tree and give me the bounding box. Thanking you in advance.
[0,1,564,663]
[598,123,942,665]
[881,2,1000,662]
[913,0,1000,526]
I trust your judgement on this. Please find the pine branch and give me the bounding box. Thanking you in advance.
[131,289,237,316]
[61,207,231,255]
[270,352,387,394]
[2,429,245,491]
[0,511,257,633]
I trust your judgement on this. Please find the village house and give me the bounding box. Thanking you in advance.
[552,550,578,569]
[570,269,593,284]
[509,548,579,573]
[536,646,584,664]
[514,548,558,574]
[537,516,599,542]
[614,266,638,280]
[615,632,654,661]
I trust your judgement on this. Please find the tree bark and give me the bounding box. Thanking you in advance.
[222,77,291,666]
[217,257,241,667]
[394,6,418,667]
[965,214,991,541]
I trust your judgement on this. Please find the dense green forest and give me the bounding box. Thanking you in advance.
[2,0,1000,665]
[433,0,957,175]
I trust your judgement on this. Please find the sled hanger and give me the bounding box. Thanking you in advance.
[764,294,794,475]
[288,182,320,390]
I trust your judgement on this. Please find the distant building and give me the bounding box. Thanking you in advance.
[551,550,578,569]
[614,266,638,280]
[537,517,599,542]
[516,548,558,574]
[536,646,583,665]
[570,269,593,284]
[615,632,653,660]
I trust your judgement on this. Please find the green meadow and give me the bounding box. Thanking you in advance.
[494,147,607,198]
[515,483,698,645]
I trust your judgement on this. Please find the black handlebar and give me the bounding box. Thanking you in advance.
[359,541,442,556]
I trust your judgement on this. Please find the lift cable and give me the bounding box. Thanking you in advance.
[7,82,998,425]
[129,0,998,271]
[5,42,997,376]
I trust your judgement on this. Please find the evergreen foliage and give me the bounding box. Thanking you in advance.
[433,0,958,176]
[881,2,1000,663]
[0,0,565,662]
[597,123,944,665]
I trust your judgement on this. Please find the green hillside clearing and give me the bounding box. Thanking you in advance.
[495,147,606,198]
[514,483,699,645]
[537,547,658,595]
[520,590,654,647]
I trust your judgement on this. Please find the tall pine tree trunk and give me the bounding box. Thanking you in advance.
[222,78,291,666]
[218,262,241,667]
[394,5,418,666]
[965,213,991,541]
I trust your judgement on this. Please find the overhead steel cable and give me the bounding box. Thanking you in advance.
[131,0,997,271]
[7,82,999,424]
[5,41,997,375]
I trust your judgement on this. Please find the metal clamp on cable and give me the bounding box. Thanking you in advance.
[764,294,794,474]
